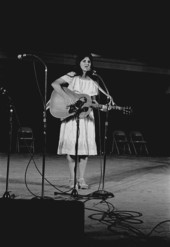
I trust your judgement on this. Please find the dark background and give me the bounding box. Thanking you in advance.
[0,3,170,156]
[1,58,170,156]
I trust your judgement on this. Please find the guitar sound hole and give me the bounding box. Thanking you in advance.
[82,107,88,112]
[69,106,89,114]
[68,98,87,114]
[69,105,77,114]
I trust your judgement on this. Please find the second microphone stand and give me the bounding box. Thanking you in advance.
[1,89,15,199]
[91,73,114,200]
[91,101,114,200]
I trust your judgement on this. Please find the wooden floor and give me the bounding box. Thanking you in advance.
[0,152,170,246]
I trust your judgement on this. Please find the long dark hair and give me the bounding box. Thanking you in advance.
[74,52,94,78]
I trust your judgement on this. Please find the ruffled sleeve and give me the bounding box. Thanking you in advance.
[60,71,76,84]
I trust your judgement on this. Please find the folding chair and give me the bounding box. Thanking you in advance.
[129,130,149,155]
[16,126,35,153]
[111,130,132,155]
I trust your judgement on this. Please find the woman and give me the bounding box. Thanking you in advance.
[50,52,114,189]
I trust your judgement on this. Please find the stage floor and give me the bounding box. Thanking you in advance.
[0,153,170,246]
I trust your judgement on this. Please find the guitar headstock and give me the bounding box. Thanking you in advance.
[122,106,132,115]
[108,104,133,115]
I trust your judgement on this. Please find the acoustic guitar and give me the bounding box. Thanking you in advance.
[48,87,132,120]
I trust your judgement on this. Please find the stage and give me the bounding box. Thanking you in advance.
[0,152,170,246]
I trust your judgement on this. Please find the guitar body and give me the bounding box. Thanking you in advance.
[49,86,132,119]
[49,87,92,119]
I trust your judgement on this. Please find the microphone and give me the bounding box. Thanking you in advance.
[17,54,47,69]
[92,70,97,75]
[0,87,7,95]
[17,54,34,59]
[17,54,26,59]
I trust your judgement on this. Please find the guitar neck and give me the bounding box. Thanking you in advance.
[112,105,122,110]
[91,103,122,111]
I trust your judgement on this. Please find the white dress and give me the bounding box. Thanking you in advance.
[57,72,98,155]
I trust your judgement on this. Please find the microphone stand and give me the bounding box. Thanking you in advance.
[21,54,48,199]
[1,90,15,199]
[41,58,48,199]
[71,110,80,198]
[91,73,114,200]
[69,100,88,198]
[34,55,48,199]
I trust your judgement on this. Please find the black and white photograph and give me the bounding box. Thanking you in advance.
[0,3,170,246]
